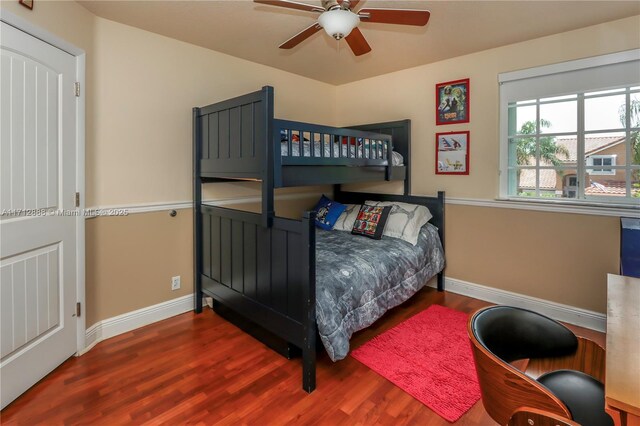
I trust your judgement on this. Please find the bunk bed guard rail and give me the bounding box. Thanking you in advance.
[193,86,397,227]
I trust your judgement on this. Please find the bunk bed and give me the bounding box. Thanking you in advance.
[193,86,445,393]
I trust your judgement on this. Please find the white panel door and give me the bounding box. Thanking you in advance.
[0,21,78,410]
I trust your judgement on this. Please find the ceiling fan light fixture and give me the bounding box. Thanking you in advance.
[318,9,359,40]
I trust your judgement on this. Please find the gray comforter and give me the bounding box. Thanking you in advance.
[315,224,445,361]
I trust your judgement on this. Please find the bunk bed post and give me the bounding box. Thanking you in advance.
[436,190,445,292]
[404,119,411,196]
[333,184,342,201]
[262,86,275,228]
[385,135,393,182]
[301,211,317,392]
[193,107,203,313]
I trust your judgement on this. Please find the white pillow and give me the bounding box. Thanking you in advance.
[364,201,432,245]
[333,204,360,232]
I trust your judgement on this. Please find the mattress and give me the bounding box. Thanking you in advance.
[315,224,445,361]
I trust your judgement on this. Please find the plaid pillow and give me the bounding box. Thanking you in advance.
[351,205,392,240]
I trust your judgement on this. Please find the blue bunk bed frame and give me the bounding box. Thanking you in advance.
[193,86,444,393]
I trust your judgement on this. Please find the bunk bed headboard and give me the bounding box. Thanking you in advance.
[333,190,444,242]
[195,86,275,227]
[197,86,274,180]
[348,120,411,195]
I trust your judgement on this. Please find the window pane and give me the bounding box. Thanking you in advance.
[509,137,536,166]
[585,94,626,131]
[533,135,572,166]
[514,168,538,198]
[585,171,628,199]
[510,104,537,136]
[549,136,575,165]
[537,168,561,198]
[540,101,577,133]
[633,132,640,166]
[507,167,520,196]
[562,173,579,199]
[631,92,640,128]
[585,132,625,171]
[633,169,640,198]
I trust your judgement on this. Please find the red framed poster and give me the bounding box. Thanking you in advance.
[436,78,470,125]
[436,131,470,175]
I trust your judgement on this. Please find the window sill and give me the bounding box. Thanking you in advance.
[446,197,639,218]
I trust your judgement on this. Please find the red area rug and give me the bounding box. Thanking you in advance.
[351,305,481,422]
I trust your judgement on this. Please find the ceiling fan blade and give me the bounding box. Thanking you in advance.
[279,23,322,49]
[345,27,371,56]
[254,0,325,13]
[358,8,431,26]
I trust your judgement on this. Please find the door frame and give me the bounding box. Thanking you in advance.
[1,10,86,354]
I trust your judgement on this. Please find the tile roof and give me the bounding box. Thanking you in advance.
[518,169,556,190]
[554,136,625,162]
[585,180,627,196]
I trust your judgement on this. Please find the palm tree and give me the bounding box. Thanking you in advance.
[516,119,570,167]
[618,99,640,193]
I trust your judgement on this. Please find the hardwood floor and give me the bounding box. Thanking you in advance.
[1,288,604,425]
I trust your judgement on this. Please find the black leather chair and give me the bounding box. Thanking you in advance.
[468,306,612,426]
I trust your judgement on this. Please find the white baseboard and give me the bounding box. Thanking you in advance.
[79,278,606,356]
[80,294,194,355]
[430,277,606,332]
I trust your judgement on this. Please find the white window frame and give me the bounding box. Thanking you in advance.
[499,49,640,208]
[588,155,616,175]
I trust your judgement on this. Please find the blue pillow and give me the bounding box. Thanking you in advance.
[313,195,347,230]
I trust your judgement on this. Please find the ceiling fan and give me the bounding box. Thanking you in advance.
[254,0,430,56]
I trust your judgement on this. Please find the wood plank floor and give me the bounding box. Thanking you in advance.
[1,288,604,425]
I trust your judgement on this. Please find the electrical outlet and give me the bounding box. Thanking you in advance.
[171,276,181,291]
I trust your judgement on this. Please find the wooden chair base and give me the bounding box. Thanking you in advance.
[509,407,580,426]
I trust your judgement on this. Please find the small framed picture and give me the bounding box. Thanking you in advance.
[19,0,33,9]
[436,78,469,125]
[436,131,470,175]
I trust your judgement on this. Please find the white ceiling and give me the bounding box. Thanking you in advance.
[78,0,640,85]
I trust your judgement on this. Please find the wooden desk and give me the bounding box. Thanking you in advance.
[606,274,640,426]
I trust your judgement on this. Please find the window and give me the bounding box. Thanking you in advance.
[588,155,616,175]
[499,50,640,206]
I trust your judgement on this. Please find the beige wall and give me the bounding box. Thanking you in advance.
[336,15,640,313]
[85,210,193,326]
[445,205,619,312]
[89,17,337,208]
